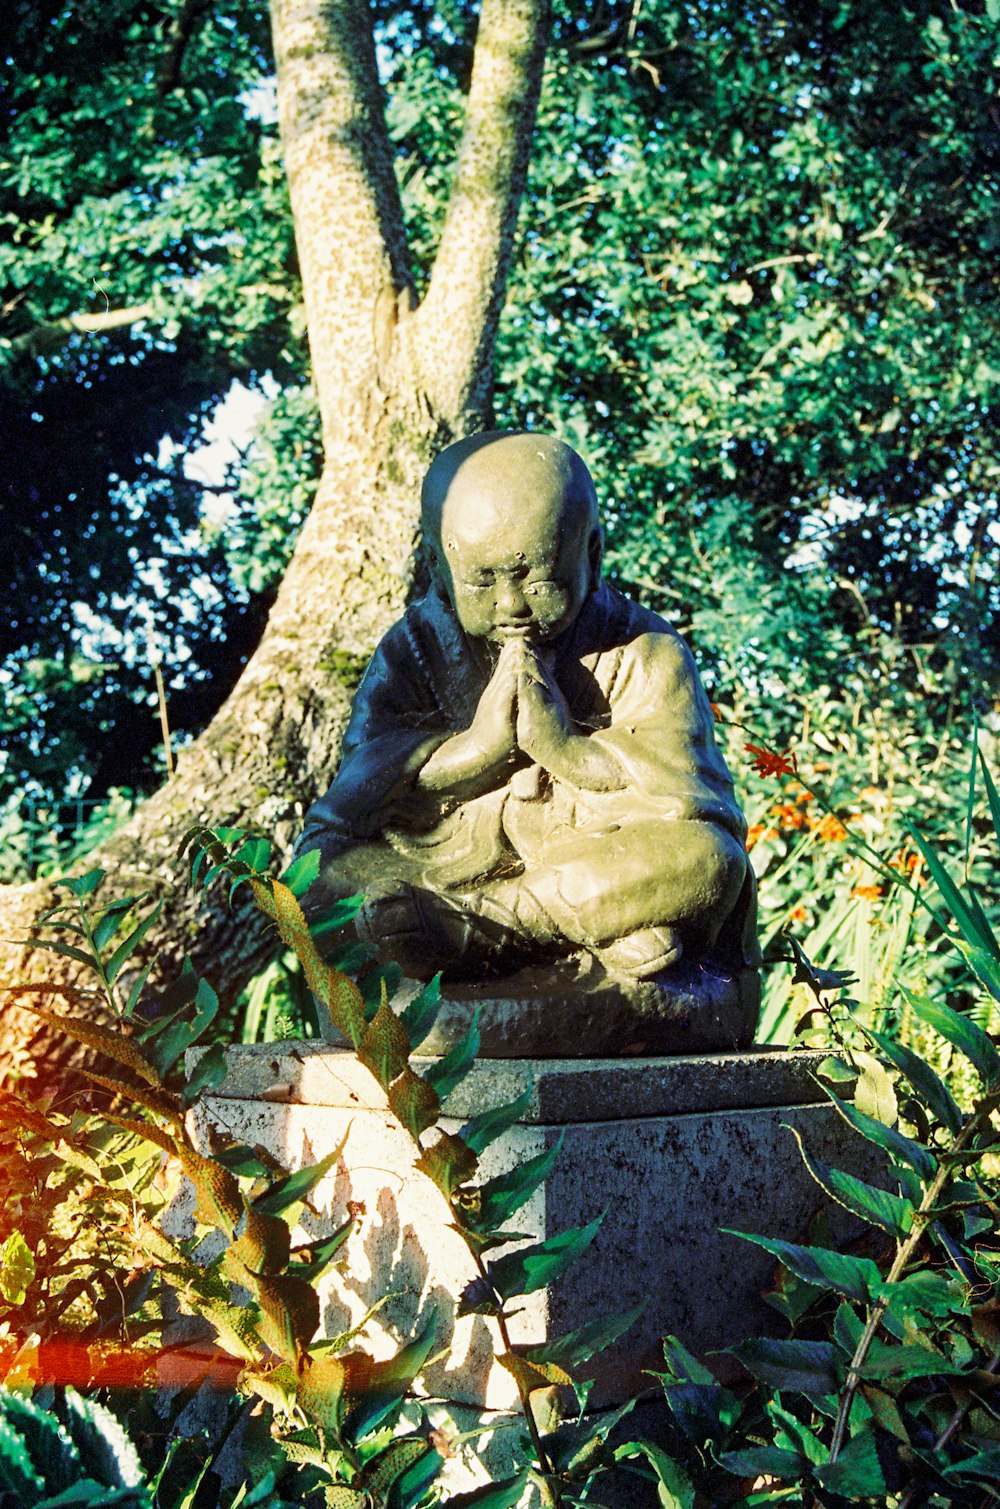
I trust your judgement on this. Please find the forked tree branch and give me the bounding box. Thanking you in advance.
[269,0,414,444]
[414,0,551,426]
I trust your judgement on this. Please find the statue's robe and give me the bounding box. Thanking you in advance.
[301,582,757,963]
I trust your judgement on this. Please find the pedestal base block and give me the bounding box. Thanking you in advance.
[192,1044,880,1414]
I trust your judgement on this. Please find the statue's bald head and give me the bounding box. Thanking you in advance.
[421,432,602,643]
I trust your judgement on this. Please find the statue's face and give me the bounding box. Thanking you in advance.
[437,470,597,644]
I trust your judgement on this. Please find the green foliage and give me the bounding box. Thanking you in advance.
[9,830,651,1506]
[0,1387,151,1507]
[174,826,652,1505]
[14,742,1000,1505]
[1,0,294,807]
[619,747,1000,1507]
[5,0,997,841]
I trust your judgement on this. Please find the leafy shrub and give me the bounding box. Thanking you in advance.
[0,1385,150,1507]
[636,747,1000,1506]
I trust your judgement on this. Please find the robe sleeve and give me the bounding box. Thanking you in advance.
[586,629,746,839]
[300,617,449,849]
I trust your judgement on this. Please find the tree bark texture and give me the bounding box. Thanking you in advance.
[0,0,551,1080]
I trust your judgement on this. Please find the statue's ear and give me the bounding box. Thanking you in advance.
[588,526,604,589]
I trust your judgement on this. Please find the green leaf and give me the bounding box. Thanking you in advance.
[441,1471,529,1508]
[183,1043,228,1103]
[825,1086,936,1180]
[473,1133,563,1230]
[0,1230,36,1304]
[212,1144,272,1178]
[148,976,220,1077]
[105,900,164,983]
[786,1126,914,1236]
[358,1001,410,1090]
[716,1446,804,1480]
[342,1322,437,1442]
[860,1340,964,1381]
[725,1230,882,1303]
[387,1447,444,1509]
[904,819,999,960]
[614,1441,695,1507]
[867,1029,963,1134]
[461,1086,533,1154]
[360,962,403,1013]
[852,1051,898,1126]
[400,973,442,1047]
[766,1401,825,1466]
[520,1302,646,1370]
[422,1013,480,1101]
[859,1384,910,1442]
[278,848,320,898]
[253,1147,341,1217]
[139,958,199,1026]
[964,712,980,865]
[124,960,155,1017]
[234,837,271,873]
[254,1271,320,1361]
[953,936,1000,1004]
[292,1219,353,1282]
[92,897,140,951]
[58,868,105,898]
[360,1437,431,1497]
[833,1299,865,1355]
[906,990,1000,1084]
[942,1444,1000,1480]
[979,751,1000,847]
[489,1213,604,1300]
[731,1337,840,1398]
[875,1269,967,1318]
[661,1335,715,1386]
[387,1068,439,1139]
[310,894,366,937]
[413,1131,478,1197]
[296,1352,346,1433]
[21,938,97,969]
[815,1421,886,1497]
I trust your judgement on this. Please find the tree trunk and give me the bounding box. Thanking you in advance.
[0,0,550,1078]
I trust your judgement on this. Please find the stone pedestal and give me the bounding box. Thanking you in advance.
[192,1042,877,1416]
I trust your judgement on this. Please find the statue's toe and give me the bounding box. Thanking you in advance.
[595,925,683,980]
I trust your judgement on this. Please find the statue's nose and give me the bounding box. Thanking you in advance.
[495,580,530,619]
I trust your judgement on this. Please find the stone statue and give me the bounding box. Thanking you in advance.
[299,432,760,1053]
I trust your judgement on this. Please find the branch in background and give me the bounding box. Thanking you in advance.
[414,0,551,425]
[8,304,156,359]
[156,0,214,96]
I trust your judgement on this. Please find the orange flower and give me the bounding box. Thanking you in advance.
[788,904,808,923]
[770,802,808,830]
[851,884,884,902]
[746,823,766,850]
[889,849,923,877]
[817,813,849,842]
[745,743,798,779]
[710,702,724,722]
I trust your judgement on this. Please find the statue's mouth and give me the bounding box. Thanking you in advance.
[492,623,534,638]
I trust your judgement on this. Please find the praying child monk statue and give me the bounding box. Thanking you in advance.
[299,432,760,1052]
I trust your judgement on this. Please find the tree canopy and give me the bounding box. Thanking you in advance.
[3,0,997,849]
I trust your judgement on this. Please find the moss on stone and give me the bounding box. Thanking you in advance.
[318,647,369,692]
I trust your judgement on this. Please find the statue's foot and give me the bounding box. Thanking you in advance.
[594,925,683,981]
[355,881,528,979]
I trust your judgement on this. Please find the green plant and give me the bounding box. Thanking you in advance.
[177,828,671,1508]
[8,841,655,1508]
[614,747,1000,1506]
[0,1384,151,1507]
[716,686,998,1053]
